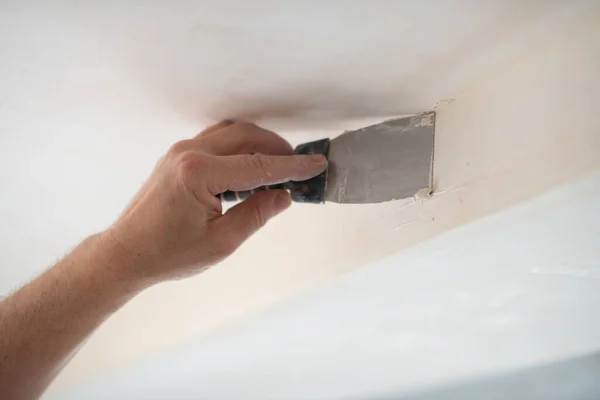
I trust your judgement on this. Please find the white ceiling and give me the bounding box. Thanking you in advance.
[0,1,592,133]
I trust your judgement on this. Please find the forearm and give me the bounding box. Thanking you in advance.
[0,121,324,400]
[0,233,146,400]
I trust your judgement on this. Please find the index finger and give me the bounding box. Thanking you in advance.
[206,153,327,194]
[195,120,235,138]
[196,121,294,156]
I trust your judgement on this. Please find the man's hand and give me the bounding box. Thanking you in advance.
[108,120,326,283]
[0,121,326,400]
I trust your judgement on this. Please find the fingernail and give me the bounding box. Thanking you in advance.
[275,190,292,210]
[310,154,327,164]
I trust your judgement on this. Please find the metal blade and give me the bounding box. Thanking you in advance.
[325,112,435,204]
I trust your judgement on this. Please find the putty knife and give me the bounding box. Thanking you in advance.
[220,111,435,204]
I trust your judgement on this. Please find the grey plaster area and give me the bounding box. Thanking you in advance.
[326,112,435,204]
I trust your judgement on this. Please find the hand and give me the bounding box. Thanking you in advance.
[0,120,327,400]
[105,121,327,284]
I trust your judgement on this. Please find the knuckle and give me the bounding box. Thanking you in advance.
[233,121,269,139]
[250,203,268,229]
[247,153,272,171]
[168,139,194,156]
[233,120,258,131]
[177,152,208,181]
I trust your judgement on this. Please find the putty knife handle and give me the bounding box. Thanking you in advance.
[219,138,330,204]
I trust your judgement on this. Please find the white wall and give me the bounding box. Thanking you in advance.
[53,170,600,399]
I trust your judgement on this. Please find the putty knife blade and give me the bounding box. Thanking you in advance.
[325,112,435,204]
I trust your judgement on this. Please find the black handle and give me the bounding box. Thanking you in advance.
[219,138,330,204]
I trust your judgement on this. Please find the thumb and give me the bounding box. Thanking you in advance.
[211,190,292,253]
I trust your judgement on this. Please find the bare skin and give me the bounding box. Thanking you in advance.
[0,121,327,400]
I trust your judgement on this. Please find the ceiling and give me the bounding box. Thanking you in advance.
[0,0,597,395]
[0,1,591,134]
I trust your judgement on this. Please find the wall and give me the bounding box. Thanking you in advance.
[53,169,600,399]
[0,1,599,395]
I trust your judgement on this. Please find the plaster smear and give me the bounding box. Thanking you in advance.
[45,11,600,395]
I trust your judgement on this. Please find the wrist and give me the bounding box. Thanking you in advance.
[86,231,155,294]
